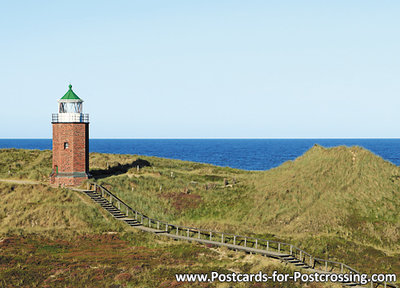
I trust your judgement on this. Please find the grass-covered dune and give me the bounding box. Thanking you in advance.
[0,183,323,288]
[0,150,334,288]
[0,182,126,235]
[0,146,399,283]
[251,144,400,241]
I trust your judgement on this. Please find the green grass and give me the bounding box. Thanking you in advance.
[0,149,52,181]
[0,182,126,236]
[0,181,327,288]
[0,146,399,284]
[88,146,400,279]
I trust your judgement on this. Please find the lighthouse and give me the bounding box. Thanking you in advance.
[50,84,90,186]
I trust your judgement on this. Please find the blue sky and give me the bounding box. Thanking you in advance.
[1,1,400,138]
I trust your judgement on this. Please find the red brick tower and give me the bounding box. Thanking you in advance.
[50,84,90,186]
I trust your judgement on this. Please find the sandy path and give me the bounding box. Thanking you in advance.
[0,178,41,185]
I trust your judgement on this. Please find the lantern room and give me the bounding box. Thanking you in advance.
[52,84,89,123]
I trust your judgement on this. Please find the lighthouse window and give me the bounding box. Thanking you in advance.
[59,102,82,113]
[64,142,69,149]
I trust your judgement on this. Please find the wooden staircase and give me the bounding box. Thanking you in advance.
[79,184,397,288]
[84,190,127,219]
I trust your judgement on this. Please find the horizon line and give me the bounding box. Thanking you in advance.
[2,137,400,140]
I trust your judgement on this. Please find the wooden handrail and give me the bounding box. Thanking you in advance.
[85,182,397,288]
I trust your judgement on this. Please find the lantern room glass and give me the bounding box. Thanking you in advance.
[59,102,83,113]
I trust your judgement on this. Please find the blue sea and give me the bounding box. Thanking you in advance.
[0,139,399,171]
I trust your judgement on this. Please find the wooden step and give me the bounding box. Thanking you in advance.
[286,259,302,263]
[106,211,124,215]
[79,186,399,288]
[101,205,118,209]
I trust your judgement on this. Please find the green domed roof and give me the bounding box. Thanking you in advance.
[60,84,82,101]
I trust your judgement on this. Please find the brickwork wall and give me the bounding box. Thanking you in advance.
[52,123,89,186]
[53,176,86,186]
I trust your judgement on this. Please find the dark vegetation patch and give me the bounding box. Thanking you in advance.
[162,192,202,212]
[0,234,314,288]
[0,234,207,287]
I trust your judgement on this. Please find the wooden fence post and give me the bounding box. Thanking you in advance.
[84,182,368,283]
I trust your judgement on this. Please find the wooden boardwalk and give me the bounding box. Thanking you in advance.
[76,183,397,288]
